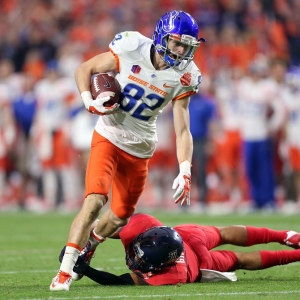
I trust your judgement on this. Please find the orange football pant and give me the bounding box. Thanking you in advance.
[85,131,149,218]
[288,146,300,171]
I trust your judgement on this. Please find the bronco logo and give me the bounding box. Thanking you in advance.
[162,11,179,32]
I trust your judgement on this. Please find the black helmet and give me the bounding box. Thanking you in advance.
[126,226,183,273]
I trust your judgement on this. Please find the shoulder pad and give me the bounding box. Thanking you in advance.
[110,31,140,53]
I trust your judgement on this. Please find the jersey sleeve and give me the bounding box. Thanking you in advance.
[109,31,141,55]
[143,264,187,286]
[119,213,164,250]
[171,67,202,101]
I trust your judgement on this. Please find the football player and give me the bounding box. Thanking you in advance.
[50,10,205,291]
[281,67,300,208]
[59,213,300,286]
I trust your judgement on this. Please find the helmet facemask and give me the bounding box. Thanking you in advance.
[157,34,202,70]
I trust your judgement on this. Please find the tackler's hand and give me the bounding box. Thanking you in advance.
[172,161,191,206]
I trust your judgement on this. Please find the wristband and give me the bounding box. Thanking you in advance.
[81,91,93,109]
[179,160,191,175]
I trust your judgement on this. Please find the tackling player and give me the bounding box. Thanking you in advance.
[59,213,300,286]
[50,10,205,291]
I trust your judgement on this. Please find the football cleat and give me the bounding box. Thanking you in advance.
[50,270,72,291]
[284,231,300,249]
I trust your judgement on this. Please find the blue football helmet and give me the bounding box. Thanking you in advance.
[152,10,205,70]
[126,226,184,273]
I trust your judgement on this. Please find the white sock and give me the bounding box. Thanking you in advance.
[60,245,81,275]
[89,229,106,250]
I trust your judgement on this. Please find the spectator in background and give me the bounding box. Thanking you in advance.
[0,60,16,208]
[236,56,286,210]
[189,76,217,211]
[0,58,23,208]
[214,66,244,209]
[32,60,78,211]
[281,66,300,211]
[11,73,37,209]
[146,103,177,209]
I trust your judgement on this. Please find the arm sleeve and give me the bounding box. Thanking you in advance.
[83,265,135,285]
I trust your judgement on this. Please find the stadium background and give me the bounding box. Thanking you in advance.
[0,0,300,214]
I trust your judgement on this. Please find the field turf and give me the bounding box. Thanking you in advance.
[0,209,300,300]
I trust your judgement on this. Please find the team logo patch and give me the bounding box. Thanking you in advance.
[102,75,111,88]
[180,72,192,86]
[131,65,141,74]
[163,11,179,32]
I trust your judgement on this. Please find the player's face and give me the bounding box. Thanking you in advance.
[167,39,189,57]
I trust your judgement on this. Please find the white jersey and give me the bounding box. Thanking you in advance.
[281,86,300,147]
[215,79,240,131]
[35,76,77,131]
[95,31,202,158]
[236,77,285,141]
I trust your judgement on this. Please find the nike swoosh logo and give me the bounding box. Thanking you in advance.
[163,83,174,88]
[102,75,111,88]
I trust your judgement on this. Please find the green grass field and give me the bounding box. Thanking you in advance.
[1,209,300,300]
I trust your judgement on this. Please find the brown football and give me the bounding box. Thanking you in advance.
[90,73,122,107]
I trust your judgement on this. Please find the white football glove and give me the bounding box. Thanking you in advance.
[172,160,191,206]
[81,91,119,115]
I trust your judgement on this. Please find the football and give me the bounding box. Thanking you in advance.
[90,73,122,107]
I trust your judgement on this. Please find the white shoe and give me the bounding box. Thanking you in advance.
[50,271,72,291]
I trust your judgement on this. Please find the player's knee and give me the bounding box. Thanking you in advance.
[112,206,135,219]
[108,209,129,227]
[82,194,107,218]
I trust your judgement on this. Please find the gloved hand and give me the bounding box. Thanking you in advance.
[172,160,191,206]
[81,91,119,115]
[73,256,89,275]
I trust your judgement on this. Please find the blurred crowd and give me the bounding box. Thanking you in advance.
[0,0,300,214]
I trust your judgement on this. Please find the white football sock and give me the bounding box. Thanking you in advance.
[60,245,81,275]
[89,229,106,250]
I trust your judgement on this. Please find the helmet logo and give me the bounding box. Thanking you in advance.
[163,11,179,33]
[168,249,178,262]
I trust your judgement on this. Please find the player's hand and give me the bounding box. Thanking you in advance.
[81,91,119,116]
[172,161,191,206]
[73,256,89,275]
[88,95,120,115]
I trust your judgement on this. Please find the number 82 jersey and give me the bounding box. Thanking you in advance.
[95,31,202,158]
